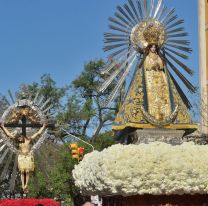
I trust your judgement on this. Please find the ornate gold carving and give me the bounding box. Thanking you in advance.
[5,106,40,124]
[143,23,161,44]
[130,19,166,49]
[113,65,196,131]
[112,123,198,130]
[141,105,179,127]
[171,81,192,123]
[114,68,146,126]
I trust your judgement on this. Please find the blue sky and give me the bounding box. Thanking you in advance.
[0,0,198,96]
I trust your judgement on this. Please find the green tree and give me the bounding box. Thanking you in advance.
[59,60,118,142]
[15,74,68,115]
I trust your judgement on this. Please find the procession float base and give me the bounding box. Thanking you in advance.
[73,142,208,205]
[130,129,186,145]
[102,194,208,206]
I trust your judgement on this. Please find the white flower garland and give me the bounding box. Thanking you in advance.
[73,142,208,196]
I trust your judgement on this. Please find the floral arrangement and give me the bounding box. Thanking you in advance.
[73,142,208,196]
[0,199,59,206]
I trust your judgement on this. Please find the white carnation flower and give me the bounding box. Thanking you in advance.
[73,142,208,196]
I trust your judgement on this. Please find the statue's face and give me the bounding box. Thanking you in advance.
[150,45,156,53]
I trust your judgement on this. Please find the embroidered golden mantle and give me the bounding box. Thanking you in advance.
[113,65,197,131]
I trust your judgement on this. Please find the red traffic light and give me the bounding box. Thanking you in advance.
[78,147,85,156]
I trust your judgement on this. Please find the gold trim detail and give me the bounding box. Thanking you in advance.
[112,123,198,130]
[141,105,179,127]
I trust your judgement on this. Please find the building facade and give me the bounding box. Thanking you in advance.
[199,0,208,134]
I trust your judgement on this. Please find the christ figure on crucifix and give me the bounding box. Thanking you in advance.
[0,122,47,193]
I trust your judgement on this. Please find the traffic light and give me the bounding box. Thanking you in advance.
[78,147,85,160]
[69,144,79,160]
[69,144,85,161]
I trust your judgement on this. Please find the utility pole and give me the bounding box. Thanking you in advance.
[199,0,208,134]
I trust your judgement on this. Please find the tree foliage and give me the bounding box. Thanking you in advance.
[58,59,118,142]
[28,74,68,113]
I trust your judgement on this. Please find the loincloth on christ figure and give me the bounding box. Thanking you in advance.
[18,153,35,172]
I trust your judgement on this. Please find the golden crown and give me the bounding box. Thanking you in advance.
[143,23,161,45]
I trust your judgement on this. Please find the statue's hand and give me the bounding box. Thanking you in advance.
[152,63,161,71]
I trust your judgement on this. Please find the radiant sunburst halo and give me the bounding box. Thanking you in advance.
[0,90,56,192]
[99,0,195,107]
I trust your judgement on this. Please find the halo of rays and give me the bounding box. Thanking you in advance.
[100,0,195,108]
[0,90,58,194]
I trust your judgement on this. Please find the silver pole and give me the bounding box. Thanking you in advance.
[62,129,94,152]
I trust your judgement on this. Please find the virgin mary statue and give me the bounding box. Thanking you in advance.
[143,43,172,121]
[99,1,197,136]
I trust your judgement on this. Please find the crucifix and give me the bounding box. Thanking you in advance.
[0,92,55,194]
[0,107,54,193]
[4,116,54,137]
